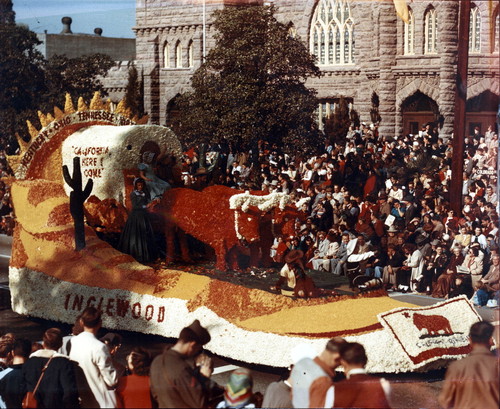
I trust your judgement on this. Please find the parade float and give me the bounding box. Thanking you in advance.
[7,94,482,373]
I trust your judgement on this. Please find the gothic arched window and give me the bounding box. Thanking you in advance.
[310,0,355,66]
[424,7,438,54]
[187,41,194,67]
[163,42,170,68]
[469,5,481,53]
[175,42,182,68]
[404,9,415,55]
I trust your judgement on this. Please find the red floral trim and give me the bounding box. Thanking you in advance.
[285,322,383,338]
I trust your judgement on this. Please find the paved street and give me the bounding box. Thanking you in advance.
[1,234,498,408]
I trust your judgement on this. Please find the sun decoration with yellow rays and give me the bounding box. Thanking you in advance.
[7,92,149,180]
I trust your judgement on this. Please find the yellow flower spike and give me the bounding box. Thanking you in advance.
[26,120,39,139]
[53,106,65,119]
[64,93,75,114]
[37,111,49,128]
[114,99,129,116]
[15,132,29,153]
[46,113,55,123]
[90,91,103,110]
[104,98,111,111]
[77,97,88,112]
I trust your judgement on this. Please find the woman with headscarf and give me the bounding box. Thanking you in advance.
[118,178,157,263]
[216,368,261,408]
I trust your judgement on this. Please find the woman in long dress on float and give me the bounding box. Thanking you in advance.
[118,178,157,263]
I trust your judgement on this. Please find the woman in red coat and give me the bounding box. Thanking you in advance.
[116,347,152,408]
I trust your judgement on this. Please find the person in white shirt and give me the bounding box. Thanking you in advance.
[69,307,118,408]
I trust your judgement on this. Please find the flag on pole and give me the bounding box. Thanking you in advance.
[393,0,409,23]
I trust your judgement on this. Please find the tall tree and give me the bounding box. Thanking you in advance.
[0,22,46,146]
[324,97,351,144]
[178,5,322,154]
[123,64,145,118]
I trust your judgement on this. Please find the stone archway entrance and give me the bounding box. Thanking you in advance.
[466,90,499,136]
[166,94,181,135]
[401,91,440,136]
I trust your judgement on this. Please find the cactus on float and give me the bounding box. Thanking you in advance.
[63,157,93,250]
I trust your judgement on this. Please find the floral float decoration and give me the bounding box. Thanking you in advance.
[5,94,481,373]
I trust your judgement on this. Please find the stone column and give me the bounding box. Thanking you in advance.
[141,37,160,124]
[437,1,459,139]
[377,2,398,138]
[350,1,377,124]
[395,101,403,136]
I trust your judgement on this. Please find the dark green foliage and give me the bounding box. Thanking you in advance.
[0,23,46,146]
[41,53,114,113]
[178,5,322,154]
[63,157,93,251]
[0,0,15,25]
[124,64,145,118]
[324,96,351,144]
[0,19,114,146]
[350,108,360,129]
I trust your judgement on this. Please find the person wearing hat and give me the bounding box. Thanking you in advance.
[150,319,212,408]
[271,250,316,298]
[377,193,391,219]
[402,195,418,224]
[216,368,260,408]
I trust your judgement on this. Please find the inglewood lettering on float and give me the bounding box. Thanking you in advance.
[64,293,165,322]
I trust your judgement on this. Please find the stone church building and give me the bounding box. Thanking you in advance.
[132,0,499,139]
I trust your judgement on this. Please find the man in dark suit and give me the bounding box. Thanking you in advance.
[402,196,418,225]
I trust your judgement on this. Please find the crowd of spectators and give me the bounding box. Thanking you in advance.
[0,311,497,408]
[152,122,499,306]
[1,121,498,304]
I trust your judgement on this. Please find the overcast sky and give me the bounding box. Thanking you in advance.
[12,0,136,38]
